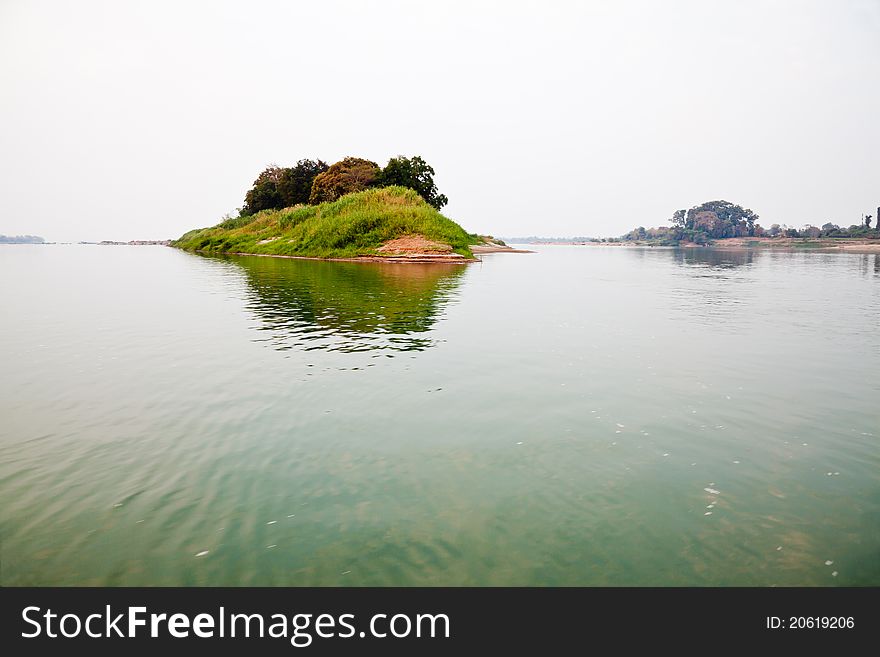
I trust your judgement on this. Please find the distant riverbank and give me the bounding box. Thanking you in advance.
[517,237,880,254]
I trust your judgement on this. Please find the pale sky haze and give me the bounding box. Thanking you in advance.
[1,0,878,241]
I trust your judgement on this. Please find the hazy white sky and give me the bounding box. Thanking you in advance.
[1,0,878,241]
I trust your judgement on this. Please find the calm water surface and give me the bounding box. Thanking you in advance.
[1,244,878,585]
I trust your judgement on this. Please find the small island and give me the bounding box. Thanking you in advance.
[173,155,517,262]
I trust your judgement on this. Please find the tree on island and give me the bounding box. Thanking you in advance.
[621,200,760,244]
[242,165,284,215]
[242,159,328,215]
[308,157,381,204]
[277,159,329,206]
[376,156,448,209]
[238,154,450,214]
[670,200,759,239]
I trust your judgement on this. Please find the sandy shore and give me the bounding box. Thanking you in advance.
[186,234,539,263]
[215,251,478,264]
[188,239,534,263]
[835,243,880,253]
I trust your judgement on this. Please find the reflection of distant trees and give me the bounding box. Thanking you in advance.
[671,247,758,269]
[859,253,880,278]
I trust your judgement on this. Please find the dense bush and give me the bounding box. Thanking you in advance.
[308,157,380,204]
[242,166,284,215]
[238,155,449,215]
[376,156,448,209]
[671,200,759,239]
[277,159,328,206]
[242,159,328,215]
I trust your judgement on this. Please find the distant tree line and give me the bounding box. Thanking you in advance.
[620,200,879,244]
[240,155,447,216]
[0,234,45,244]
[762,218,876,239]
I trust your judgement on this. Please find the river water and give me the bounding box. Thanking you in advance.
[1,244,878,585]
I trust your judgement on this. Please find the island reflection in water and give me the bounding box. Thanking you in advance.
[219,254,468,353]
[671,246,757,269]
[2,244,879,586]
[624,245,759,270]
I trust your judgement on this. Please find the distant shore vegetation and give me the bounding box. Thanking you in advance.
[0,234,45,244]
[616,200,879,245]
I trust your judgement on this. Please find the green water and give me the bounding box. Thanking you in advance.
[1,244,878,586]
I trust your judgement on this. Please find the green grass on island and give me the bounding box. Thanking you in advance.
[173,186,479,259]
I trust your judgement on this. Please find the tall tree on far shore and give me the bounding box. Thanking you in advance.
[668,200,759,238]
